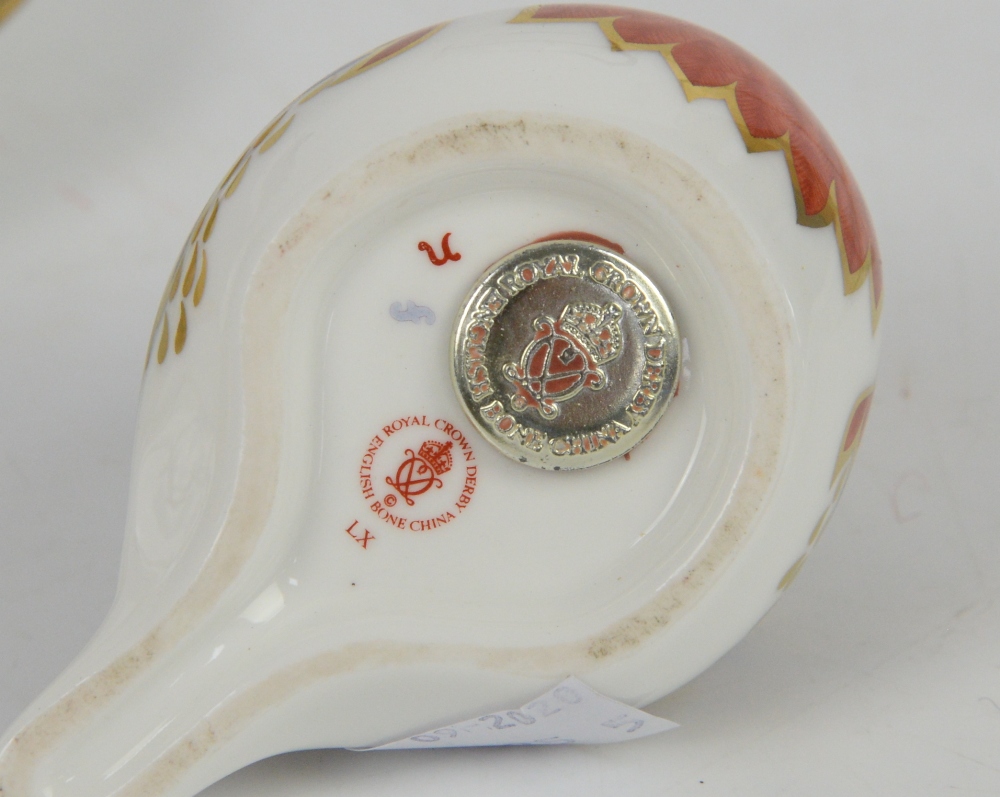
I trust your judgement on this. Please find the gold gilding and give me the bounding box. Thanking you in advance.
[224,159,250,198]
[175,302,187,354]
[299,23,448,104]
[182,246,198,298]
[193,251,207,307]
[167,258,182,301]
[0,0,24,27]
[156,316,169,365]
[777,554,807,591]
[258,115,294,154]
[833,386,875,485]
[147,117,295,367]
[147,20,450,369]
[201,200,219,243]
[511,7,881,331]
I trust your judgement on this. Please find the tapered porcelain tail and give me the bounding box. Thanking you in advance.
[0,614,555,797]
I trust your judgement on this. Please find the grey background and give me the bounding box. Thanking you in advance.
[1,1,998,794]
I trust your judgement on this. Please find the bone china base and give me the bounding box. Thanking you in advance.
[0,8,879,797]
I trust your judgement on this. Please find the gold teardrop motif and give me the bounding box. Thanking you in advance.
[777,553,807,591]
[258,115,294,154]
[0,0,25,27]
[189,204,209,244]
[157,314,170,364]
[175,302,187,354]
[168,258,183,301]
[251,113,285,149]
[224,159,250,198]
[182,245,198,297]
[201,200,220,242]
[220,153,247,188]
[193,250,207,307]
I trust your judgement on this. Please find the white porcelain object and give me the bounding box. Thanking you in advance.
[1,7,881,797]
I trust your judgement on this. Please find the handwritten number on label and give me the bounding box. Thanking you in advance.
[553,686,582,704]
[363,677,678,750]
[601,714,645,733]
[410,728,458,743]
[480,714,516,730]
[526,699,560,717]
[480,711,538,730]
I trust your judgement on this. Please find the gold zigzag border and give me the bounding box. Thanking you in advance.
[511,6,881,331]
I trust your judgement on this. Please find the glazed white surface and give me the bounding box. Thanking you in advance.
[0,1,990,788]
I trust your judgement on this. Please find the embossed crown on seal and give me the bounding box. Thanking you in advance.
[417,439,453,475]
[558,301,624,364]
[503,301,625,420]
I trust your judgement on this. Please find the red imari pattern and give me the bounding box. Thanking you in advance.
[512,6,883,330]
[833,386,875,484]
[779,384,874,590]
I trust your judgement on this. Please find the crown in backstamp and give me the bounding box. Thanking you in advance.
[558,301,624,365]
[417,439,453,476]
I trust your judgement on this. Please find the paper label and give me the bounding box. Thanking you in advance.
[354,677,678,750]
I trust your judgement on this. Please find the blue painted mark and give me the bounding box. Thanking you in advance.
[390,301,435,325]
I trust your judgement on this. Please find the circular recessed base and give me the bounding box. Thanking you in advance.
[275,113,784,638]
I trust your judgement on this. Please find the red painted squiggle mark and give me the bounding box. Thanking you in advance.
[419,232,462,266]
